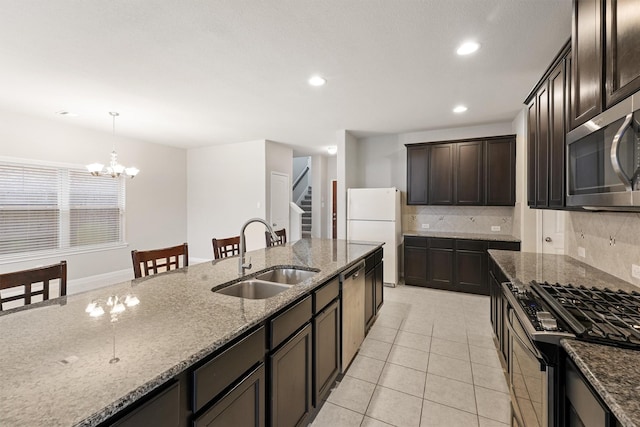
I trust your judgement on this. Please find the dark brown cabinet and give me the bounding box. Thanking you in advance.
[110,381,181,427]
[605,0,640,107]
[407,145,429,205]
[485,137,516,206]
[406,136,515,207]
[456,140,484,205]
[570,0,640,128]
[193,365,266,427]
[313,299,340,406]
[270,324,313,427]
[405,236,520,296]
[526,42,570,209]
[364,248,384,331]
[429,144,455,205]
[571,0,603,129]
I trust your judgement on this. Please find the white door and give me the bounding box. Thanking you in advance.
[539,210,565,254]
[270,172,290,237]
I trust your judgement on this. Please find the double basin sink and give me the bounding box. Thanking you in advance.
[214,267,318,299]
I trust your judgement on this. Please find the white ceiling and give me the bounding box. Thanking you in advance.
[0,1,572,154]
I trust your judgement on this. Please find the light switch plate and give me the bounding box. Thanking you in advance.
[421,224,430,229]
[632,264,640,279]
[491,226,501,232]
[578,247,586,258]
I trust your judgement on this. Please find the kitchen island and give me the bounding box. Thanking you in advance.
[489,250,640,427]
[0,238,382,427]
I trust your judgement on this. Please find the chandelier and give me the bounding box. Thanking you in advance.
[86,112,140,178]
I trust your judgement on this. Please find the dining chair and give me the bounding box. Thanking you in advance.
[0,261,67,311]
[212,236,241,260]
[265,228,287,247]
[131,243,189,278]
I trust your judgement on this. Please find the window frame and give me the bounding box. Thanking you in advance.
[0,156,128,264]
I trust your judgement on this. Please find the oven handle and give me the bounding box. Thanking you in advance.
[610,113,634,191]
[506,311,547,371]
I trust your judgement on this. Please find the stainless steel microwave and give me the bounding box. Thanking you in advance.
[566,92,640,210]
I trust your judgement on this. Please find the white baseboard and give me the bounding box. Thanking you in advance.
[67,269,133,295]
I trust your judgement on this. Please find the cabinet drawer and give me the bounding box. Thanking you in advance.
[404,236,427,248]
[429,238,454,249]
[193,327,265,413]
[456,239,486,251]
[374,248,383,265]
[488,241,520,251]
[314,276,339,314]
[270,296,312,349]
[111,381,180,427]
[365,253,376,273]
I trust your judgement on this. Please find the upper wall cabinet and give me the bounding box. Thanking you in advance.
[405,135,515,207]
[526,42,571,209]
[570,0,640,129]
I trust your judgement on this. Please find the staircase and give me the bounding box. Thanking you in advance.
[300,187,312,238]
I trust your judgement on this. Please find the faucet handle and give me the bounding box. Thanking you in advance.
[243,256,252,270]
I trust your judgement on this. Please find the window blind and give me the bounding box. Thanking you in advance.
[0,160,125,258]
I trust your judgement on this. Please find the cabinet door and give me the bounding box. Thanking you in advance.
[364,268,375,330]
[427,239,454,289]
[111,381,180,427]
[270,324,312,427]
[428,144,455,205]
[485,137,516,206]
[605,0,640,107]
[571,0,603,129]
[549,60,567,208]
[193,365,265,427]
[313,300,340,406]
[404,245,428,286]
[374,262,383,312]
[456,249,488,295]
[407,146,429,205]
[527,99,537,207]
[536,84,550,207]
[455,140,484,205]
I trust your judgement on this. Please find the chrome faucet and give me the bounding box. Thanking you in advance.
[239,217,277,276]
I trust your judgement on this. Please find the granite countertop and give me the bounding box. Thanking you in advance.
[0,238,381,427]
[489,250,640,427]
[562,339,640,427]
[404,230,520,242]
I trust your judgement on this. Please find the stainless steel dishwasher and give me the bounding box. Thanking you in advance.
[340,261,365,372]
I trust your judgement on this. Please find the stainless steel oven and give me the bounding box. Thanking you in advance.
[566,92,640,210]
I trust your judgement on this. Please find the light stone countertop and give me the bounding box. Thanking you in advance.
[0,238,381,427]
[404,230,520,242]
[489,250,640,427]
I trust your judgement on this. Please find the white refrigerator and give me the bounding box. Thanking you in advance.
[347,187,401,286]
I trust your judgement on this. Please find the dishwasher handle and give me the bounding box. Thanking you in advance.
[341,261,365,282]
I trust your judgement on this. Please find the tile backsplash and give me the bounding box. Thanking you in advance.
[565,211,640,286]
[403,204,514,235]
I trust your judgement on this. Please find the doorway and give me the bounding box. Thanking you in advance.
[332,180,337,239]
[538,210,565,254]
[270,172,289,238]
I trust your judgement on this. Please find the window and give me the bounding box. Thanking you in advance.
[0,159,125,260]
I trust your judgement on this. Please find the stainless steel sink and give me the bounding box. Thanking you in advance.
[215,280,293,299]
[254,267,317,285]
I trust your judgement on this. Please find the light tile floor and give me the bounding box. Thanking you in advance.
[311,284,511,427]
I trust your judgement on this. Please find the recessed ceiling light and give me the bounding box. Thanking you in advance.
[453,105,468,113]
[456,41,480,56]
[308,75,326,87]
[327,146,337,155]
[56,110,78,117]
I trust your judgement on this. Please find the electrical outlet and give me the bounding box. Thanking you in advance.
[491,226,501,232]
[421,223,430,229]
[632,264,640,280]
[578,247,586,258]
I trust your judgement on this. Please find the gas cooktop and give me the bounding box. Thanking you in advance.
[531,282,640,350]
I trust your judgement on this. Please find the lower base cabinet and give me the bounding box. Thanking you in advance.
[110,381,181,427]
[365,248,385,331]
[313,299,340,406]
[270,324,313,427]
[405,236,519,295]
[193,365,265,427]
